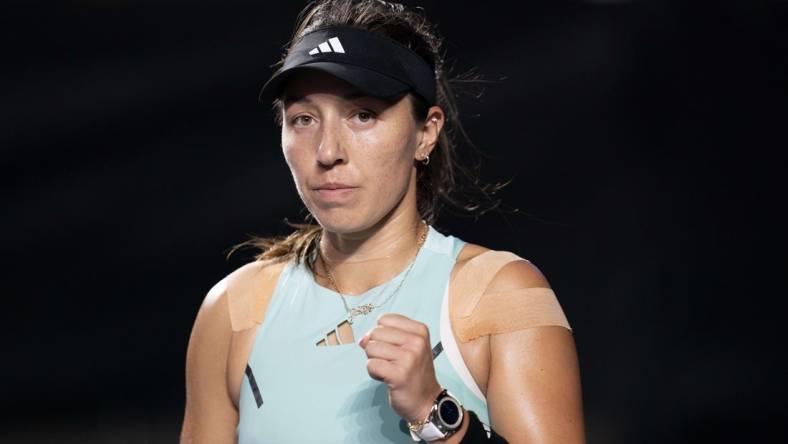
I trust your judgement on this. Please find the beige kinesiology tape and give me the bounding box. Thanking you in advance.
[226,260,286,332]
[449,250,571,343]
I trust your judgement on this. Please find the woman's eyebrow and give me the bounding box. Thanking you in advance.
[282,94,308,106]
[282,91,372,106]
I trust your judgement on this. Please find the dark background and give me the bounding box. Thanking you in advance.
[2,1,786,443]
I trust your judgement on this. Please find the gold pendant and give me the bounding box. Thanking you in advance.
[349,303,375,319]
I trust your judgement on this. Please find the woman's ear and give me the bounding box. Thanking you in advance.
[416,105,445,162]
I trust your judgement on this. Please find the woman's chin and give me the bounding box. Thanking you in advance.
[311,210,371,234]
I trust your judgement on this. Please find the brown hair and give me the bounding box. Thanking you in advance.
[234,0,501,267]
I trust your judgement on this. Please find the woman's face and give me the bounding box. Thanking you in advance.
[280,70,432,234]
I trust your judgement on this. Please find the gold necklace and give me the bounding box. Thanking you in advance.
[318,220,428,326]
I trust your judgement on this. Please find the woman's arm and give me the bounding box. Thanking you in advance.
[485,260,585,444]
[181,279,238,444]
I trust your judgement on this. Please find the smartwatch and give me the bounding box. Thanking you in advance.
[408,389,464,442]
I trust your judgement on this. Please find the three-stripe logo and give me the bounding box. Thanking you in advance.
[308,37,345,55]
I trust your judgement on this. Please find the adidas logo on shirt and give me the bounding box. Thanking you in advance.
[308,37,345,55]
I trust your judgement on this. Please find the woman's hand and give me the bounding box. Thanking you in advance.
[358,313,443,423]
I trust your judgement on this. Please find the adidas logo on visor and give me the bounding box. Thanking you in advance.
[308,37,345,55]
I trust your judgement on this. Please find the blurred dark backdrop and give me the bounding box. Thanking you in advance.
[2,1,786,443]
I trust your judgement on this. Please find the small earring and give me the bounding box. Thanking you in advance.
[420,154,430,166]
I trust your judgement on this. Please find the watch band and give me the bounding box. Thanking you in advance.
[410,420,446,442]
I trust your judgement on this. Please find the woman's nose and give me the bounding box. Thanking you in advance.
[316,122,347,168]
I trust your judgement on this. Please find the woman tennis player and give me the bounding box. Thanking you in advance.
[182,1,584,442]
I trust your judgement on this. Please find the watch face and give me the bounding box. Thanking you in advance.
[438,397,462,428]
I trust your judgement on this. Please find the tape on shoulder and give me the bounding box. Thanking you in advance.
[449,250,571,343]
[226,260,286,332]
[451,287,571,343]
[450,250,524,319]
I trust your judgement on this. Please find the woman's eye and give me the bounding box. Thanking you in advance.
[291,115,313,127]
[354,111,375,123]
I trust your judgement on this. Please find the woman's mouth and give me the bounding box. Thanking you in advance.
[313,183,358,202]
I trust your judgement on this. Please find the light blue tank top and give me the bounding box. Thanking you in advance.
[237,226,490,443]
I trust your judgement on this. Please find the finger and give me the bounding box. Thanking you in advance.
[358,330,371,348]
[377,313,430,338]
[367,325,413,346]
[365,358,396,383]
[363,340,403,361]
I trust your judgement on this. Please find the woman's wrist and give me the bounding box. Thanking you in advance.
[407,384,444,424]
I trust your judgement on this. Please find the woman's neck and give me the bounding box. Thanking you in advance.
[321,210,423,258]
[317,208,426,296]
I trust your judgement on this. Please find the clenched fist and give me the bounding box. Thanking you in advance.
[358,313,443,423]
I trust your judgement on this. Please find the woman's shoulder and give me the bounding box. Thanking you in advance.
[224,258,289,291]
[220,259,289,332]
[193,258,290,334]
[450,243,570,342]
[453,242,551,291]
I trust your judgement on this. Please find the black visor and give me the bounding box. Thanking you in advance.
[259,26,437,105]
